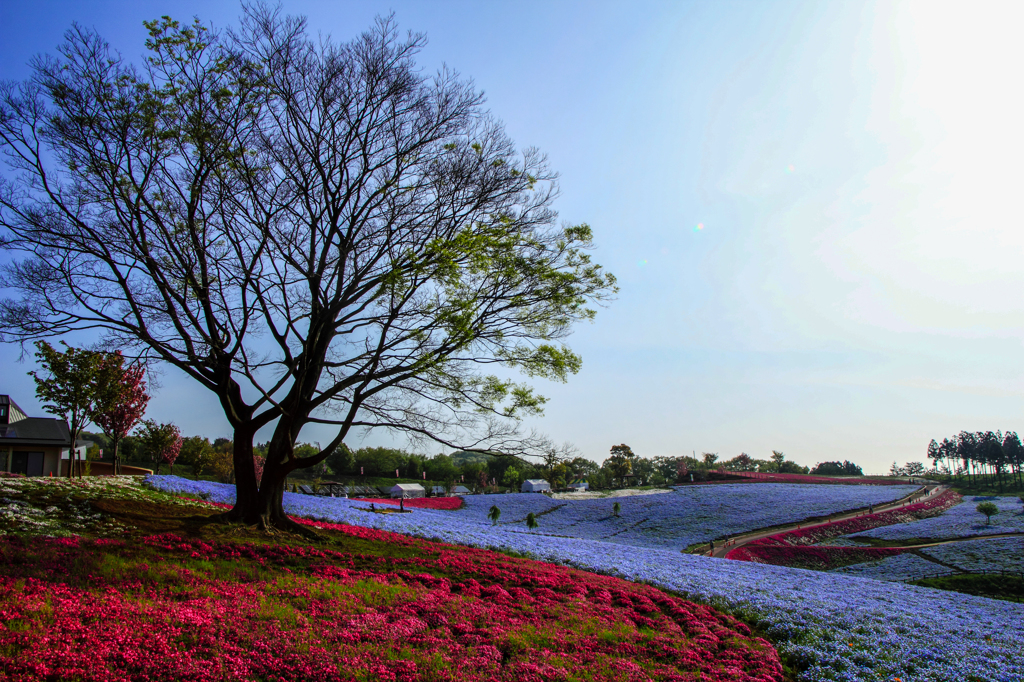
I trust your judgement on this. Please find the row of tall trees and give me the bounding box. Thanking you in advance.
[927,431,1024,492]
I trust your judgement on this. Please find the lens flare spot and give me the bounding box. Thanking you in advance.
[637,259,647,267]
[787,164,795,173]
[693,223,704,232]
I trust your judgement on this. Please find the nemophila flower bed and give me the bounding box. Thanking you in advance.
[458,484,917,550]
[855,495,1024,541]
[742,490,962,548]
[0,530,783,681]
[157,478,917,551]
[921,537,1024,574]
[727,544,905,570]
[831,553,957,582]
[148,477,1024,682]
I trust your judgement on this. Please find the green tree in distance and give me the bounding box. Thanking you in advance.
[613,501,621,517]
[606,445,633,487]
[488,505,501,526]
[771,451,786,472]
[526,512,538,531]
[501,467,521,490]
[976,501,998,525]
[138,420,183,475]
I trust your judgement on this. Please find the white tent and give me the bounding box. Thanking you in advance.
[390,483,426,498]
[521,479,551,493]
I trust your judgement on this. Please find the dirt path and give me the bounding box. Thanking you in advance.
[703,484,944,558]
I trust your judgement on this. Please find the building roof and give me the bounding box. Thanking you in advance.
[391,483,425,491]
[523,479,550,485]
[0,395,29,424]
[0,417,71,447]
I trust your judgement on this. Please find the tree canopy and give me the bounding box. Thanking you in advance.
[0,7,615,528]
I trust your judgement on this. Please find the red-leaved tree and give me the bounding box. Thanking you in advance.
[161,434,183,475]
[94,355,150,475]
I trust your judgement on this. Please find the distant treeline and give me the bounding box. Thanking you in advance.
[83,431,859,489]
[927,431,1024,491]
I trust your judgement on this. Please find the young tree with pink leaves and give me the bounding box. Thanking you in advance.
[93,354,150,475]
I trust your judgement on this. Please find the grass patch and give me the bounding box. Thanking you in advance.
[911,573,1024,603]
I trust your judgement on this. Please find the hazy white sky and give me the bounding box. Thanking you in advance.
[2,1,1022,474]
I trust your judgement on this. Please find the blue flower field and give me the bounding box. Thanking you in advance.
[921,536,1024,574]
[148,476,1024,682]
[830,553,956,582]
[856,495,1024,541]
[459,484,917,549]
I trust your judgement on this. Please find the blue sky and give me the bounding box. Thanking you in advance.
[2,1,1022,474]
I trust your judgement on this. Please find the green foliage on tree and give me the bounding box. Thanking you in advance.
[605,445,633,487]
[525,512,538,531]
[612,501,621,517]
[179,436,216,479]
[976,501,999,525]
[771,451,786,472]
[488,505,501,526]
[28,341,107,478]
[501,467,521,489]
[137,420,182,475]
[810,460,863,476]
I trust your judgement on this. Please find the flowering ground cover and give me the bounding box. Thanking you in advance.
[0,474,210,537]
[855,495,1024,541]
[0,494,783,681]
[830,553,957,582]
[147,476,1024,682]
[736,490,962,549]
[726,544,905,570]
[921,536,1024,574]
[460,484,917,550]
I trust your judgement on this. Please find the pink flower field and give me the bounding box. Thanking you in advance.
[0,501,784,682]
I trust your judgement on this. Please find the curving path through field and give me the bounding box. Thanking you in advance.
[705,484,944,558]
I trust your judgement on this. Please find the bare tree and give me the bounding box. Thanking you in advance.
[0,7,615,529]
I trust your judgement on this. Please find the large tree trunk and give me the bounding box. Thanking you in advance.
[250,439,317,536]
[213,426,261,524]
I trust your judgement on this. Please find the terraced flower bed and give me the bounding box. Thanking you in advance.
[738,489,962,549]
[921,537,1024,574]
[831,553,957,582]
[0,501,783,681]
[460,484,917,550]
[726,544,905,570]
[147,476,1024,682]
[855,495,1024,541]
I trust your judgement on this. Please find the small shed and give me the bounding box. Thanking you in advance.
[521,479,551,493]
[566,479,589,491]
[390,483,425,498]
[453,485,471,495]
[429,485,448,495]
